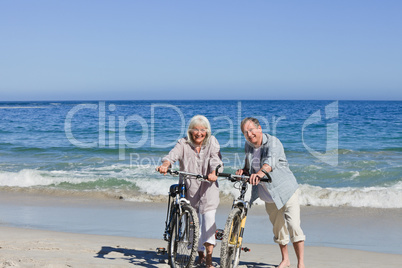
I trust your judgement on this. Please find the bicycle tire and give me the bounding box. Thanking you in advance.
[220,208,243,268]
[168,204,199,268]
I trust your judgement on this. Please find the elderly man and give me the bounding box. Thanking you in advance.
[236,117,305,268]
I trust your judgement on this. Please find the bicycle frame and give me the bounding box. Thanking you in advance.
[158,168,211,268]
[163,168,210,239]
[228,180,249,247]
[216,164,271,267]
[164,183,191,241]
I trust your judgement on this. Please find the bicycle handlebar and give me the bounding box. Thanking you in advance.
[167,169,209,180]
[156,168,210,182]
[156,164,272,183]
[215,165,272,183]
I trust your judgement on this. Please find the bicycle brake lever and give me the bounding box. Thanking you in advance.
[215,164,222,176]
[167,169,179,176]
[196,175,212,183]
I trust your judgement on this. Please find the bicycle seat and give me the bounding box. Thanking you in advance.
[169,184,186,197]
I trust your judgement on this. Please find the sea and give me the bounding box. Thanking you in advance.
[0,100,401,209]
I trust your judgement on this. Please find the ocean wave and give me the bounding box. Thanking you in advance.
[298,183,402,208]
[1,167,401,209]
[0,169,93,187]
[383,147,402,152]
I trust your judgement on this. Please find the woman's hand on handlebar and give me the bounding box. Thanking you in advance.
[156,161,171,175]
[156,165,168,175]
[207,171,218,182]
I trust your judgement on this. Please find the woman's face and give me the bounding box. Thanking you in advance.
[191,124,207,146]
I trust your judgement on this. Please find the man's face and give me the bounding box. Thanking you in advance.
[242,120,263,147]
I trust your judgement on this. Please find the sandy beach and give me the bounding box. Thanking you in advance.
[1,225,402,268]
[1,191,402,267]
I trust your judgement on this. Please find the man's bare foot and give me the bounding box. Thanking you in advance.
[278,259,290,268]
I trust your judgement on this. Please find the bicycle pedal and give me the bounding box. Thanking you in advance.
[215,229,224,240]
[242,247,251,252]
[156,247,167,254]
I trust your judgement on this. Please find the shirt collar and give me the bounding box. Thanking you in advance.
[262,133,268,145]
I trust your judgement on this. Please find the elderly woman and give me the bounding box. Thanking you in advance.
[157,115,222,268]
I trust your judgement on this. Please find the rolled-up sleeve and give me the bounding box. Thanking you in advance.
[262,136,285,171]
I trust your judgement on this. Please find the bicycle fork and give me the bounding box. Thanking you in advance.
[229,215,247,247]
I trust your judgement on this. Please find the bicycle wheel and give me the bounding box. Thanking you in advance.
[168,204,199,268]
[220,208,243,268]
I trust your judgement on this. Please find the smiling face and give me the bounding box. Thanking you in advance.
[242,120,263,147]
[191,124,207,146]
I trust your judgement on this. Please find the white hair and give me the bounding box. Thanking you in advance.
[187,115,211,145]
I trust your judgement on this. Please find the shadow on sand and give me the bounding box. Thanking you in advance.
[95,246,168,267]
[238,261,277,268]
[95,246,277,267]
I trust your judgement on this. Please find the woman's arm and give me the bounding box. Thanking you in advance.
[158,139,184,174]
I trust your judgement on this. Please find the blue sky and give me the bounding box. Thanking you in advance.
[0,0,401,101]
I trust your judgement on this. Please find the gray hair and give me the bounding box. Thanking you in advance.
[187,115,211,145]
[240,117,260,132]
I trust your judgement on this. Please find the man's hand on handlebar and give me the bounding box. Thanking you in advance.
[235,168,266,185]
[249,173,262,185]
[235,168,249,176]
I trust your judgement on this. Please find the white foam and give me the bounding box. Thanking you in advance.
[0,169,63,187]
[135,177,178,196]
[2,166,401,209]
[349,171,360,180]
[0,169,96,187]
[298,182,402,208]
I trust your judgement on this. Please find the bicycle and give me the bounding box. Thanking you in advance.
[215,165,271,268]
[159,168,210,268]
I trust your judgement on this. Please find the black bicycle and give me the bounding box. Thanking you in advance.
[160,169,210,268]
[215,165,271,268]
